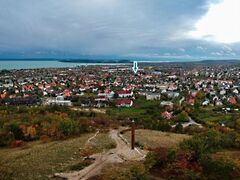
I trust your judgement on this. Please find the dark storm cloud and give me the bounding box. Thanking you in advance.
[0,0,239,59]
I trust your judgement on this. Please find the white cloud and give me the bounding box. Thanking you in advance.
[221,45,232,52]
[211,52,222,56]
[189,0,240,43]
[179,48,186,52]
[196,46,206,51]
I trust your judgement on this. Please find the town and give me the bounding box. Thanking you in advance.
[1,63,240,124]
[0,62,240,179]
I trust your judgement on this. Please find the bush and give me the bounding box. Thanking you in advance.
[144,152,158,170]
[177,111,189,123]
[102,162,148,180]
[56,118,79,137]
[180,130,235,160]
[201,157,240,180]
[3,122,24,140]
[174,123,183,133]
[0,131,14,147]
[184,125,206,135]
[145,147,170,169]
[69,160,93,171]
[167,149,177,162]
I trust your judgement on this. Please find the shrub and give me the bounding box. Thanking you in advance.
[3,122,24,140]
[180,130,234,160]
[144,152,158,170]
[184,125,206,135]
[177,111,189,123]
[167,149,177,162]
[175,123,183,133]
[0,131,14,147]
[145,147,170,169]
[201,157,240,180]
[69,160,93,171]
[102,162,148,180]
[40,135,50,143]
[56,118,79,137]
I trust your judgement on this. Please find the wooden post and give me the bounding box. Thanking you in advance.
[131,119,135,150]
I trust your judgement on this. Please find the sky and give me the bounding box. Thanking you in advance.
[0,0,240,60]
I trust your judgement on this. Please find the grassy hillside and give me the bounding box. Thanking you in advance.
[123,129,191,149]
[0,132,115,180]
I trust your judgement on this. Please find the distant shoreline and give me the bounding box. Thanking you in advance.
[0,58,239,63]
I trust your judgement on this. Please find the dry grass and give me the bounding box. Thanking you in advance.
[212,150,240,167]
[123,129,191,149]
[0,133,115,180]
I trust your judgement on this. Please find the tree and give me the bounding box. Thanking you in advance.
[175,123,183,133]
[4,122,24,140]
[196,90,205,100]
[235,118,240,131]
[177,111,189,123]
[56,118,79,136]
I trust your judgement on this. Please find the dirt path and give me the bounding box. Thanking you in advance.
[55,129,146,180]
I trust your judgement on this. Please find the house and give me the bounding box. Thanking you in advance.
[95,96,108,102]
[215,100,223,106]
[63,89,71,97]
[157,84,168,90]
[97,91,115,99]
[213,96,219,102]
[146,93,161,100]
[220,89,226,95]
[167,91,179,98]
[7,97,40,106]
[123,85,135,91]
[0,93,6,99]
[117,90,133,98]
[160,101,173,109]
[202,99,210,106]
[228,97,237,105]
[233,89,239,94]
[45,96,72,106]
[115,99,133,107]
[161,111,172,120]
[188,97,195,105]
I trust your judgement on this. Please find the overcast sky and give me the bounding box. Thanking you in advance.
[0,0,240,60]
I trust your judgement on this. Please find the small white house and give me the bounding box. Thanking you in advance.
[46,96,72,106]
[220,89,226,95]
[146,93,161,100]
[202,100,210,106]
[215,100,223,106]
[233,89,239,94]
[160,101,173,108]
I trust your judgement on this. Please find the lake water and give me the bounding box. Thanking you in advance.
[0,61,121,70]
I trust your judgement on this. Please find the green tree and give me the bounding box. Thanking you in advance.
[235,118,240,131]
[177,111,189,123]
[175,123,183,133]
[57,118,79,136]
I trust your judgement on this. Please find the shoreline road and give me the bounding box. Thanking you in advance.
[55,129,147,180]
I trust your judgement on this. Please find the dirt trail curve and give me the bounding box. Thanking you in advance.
[55,129,146,180]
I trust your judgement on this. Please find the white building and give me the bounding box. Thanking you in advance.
[45,96,72,106]
[146,93,161,100]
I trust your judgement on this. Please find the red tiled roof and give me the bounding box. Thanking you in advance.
[117,90,132,95]
[229,97,237,104]
[115,99,132,105]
